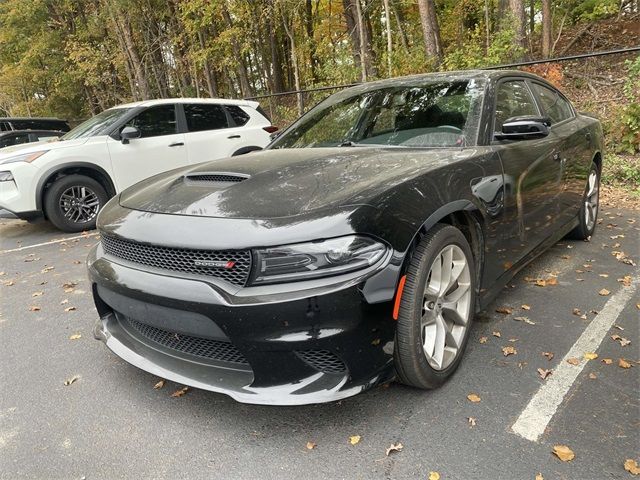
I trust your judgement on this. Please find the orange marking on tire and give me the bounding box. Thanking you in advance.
[392,275,407,320]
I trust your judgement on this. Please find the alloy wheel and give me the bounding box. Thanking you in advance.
[421,244,472,371]
[584,170,599,231]
[59,186,100,224]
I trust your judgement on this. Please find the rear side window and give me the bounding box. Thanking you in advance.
[185,104,228,132]
[226,106,251,126]
[9,119,69,131]
[0,133,30,148]
[0,122,11,132]
[494,81,539,131]
[531,83,574,124]
[125,105,177,138]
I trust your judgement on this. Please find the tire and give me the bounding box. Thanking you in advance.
[568,162,600,240]
[394,224,476,389]
[44,174,108,232]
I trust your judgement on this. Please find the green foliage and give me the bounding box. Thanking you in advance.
[601,153,640,194]
[442,24,525,70]
[570,0,619,22]
[607,56,640,154]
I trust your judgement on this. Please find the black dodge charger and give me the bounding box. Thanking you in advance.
[88,70,603,405]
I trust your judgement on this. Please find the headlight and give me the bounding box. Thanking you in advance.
[0,150,49,165]
[252,235,388,285]
[0,171,14,182]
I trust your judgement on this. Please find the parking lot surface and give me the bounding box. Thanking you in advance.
[1,208,638,480]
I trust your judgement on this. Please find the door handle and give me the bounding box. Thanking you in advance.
[227,135,241,139]
[168,142,184,147]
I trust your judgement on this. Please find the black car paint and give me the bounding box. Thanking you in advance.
[88,70,603,404]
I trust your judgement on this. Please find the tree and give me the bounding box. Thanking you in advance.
[541,0,552,57]
[417,0,442,65]
[509,0,527,54]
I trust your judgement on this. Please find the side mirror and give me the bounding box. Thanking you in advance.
[120,126,141,144]
[495,116,551,140]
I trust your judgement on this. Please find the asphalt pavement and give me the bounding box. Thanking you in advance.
[0,207,638,480]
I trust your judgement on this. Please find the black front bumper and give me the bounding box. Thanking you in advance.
[88,244,399,405]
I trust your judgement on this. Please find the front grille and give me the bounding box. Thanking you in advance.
[185,174,248,183]
[101,234,251,286]
[126,317,249,364]
[296,350,347,374]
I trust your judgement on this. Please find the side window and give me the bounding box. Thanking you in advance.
[184,104,228,132]
[531,83,573,124]
[0,134,29,148]
[0,122,10,132]
[226,105,250,126]
[494,81,539,131]
[124,105,177,138]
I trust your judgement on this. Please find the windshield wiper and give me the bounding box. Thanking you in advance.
[338,141,407,148]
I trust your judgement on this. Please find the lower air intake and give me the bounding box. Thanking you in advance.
[296,350,347,374]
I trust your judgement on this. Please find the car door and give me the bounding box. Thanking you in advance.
[529,81,589,226]
[182,103,239,164]
[106,104,187,190]
[492,79,564,264]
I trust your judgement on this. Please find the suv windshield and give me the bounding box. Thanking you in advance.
[62,108,132,140]
[271,79,485,149]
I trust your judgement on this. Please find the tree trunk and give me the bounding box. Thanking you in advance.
[541,0,552,57]
[354,0,368,81]
[280,6,303,116]
[383,0,393,76]
[198,30,218,97]
[221,4,252,97]
[509,0,526,53]
[304,0,319,82]
[390,0,410,52]
[268,16,286,93]
[417,0,442,64]
[342,0,363,76]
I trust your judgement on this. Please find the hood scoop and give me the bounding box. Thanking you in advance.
[183,172,249,187]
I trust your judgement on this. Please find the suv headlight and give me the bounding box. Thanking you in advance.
[0,150,49,165]
[252,235,388,285]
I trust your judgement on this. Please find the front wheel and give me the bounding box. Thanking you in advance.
[568,162,600,240]
[394,224,476,389]
[44,174,108,232]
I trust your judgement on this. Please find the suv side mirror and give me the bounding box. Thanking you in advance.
[120,126,141,144]
[495,116,551,140]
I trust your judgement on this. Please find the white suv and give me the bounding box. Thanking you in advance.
[0,98,275,232]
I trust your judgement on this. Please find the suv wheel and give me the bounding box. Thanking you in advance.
[44,175,108,232]
[394,224,476,389]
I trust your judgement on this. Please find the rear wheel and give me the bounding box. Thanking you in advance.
[568,162,600,240]
[44,174,107,232]
[394,224,476,389]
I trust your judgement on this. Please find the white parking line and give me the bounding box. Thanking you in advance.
[511,274,639,442]
[0,233,99,254]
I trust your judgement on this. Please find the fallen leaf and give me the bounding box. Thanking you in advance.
[546,277,558,286]
[349,435,361,445]
[467,393,481,403]
[479,336,488,344]
[521,304,531,310]
[171,386,189,397]
[584,352,598,360]
[496,306,512,314]
[41,266,55,273]
[599,273,609,278]
[32,291,43,297]
[588,372,597,379]
[535,279,547,287]
[619,358,632,369]
[624,459,640,475]
[492,331,501,338]
[598,288,610,296]
[4,280,15,286]
[428,472,440,480]
[69,334,81,340]
[542,352,554,361]
[514,316,535,325]
[553,444,575,462]
[535,474,544,480]
[602,358,613,365]
[611,335,631,347]
[537,368,552,380]
[371,338,381,346]
[467,417,476,427]
[153,379,165,389]
[64,306,77,312]
[502,346,517,356]
[29,306,41,312]
[567,357,580,366]
[64,375,79,386]
[572,308,582,316]
[306,441,316,450]
[385,442,403,456]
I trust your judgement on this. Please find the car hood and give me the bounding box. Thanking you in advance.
[119,147,475,219]
[0,136,88,159]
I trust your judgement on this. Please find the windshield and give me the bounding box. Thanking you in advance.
[271,79,486,149]
[62,108,132,140]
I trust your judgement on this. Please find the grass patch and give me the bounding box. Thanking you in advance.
[601,153,640,196]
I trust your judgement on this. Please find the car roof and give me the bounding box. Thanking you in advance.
[113,98,259,110]
[0,117,68,121]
